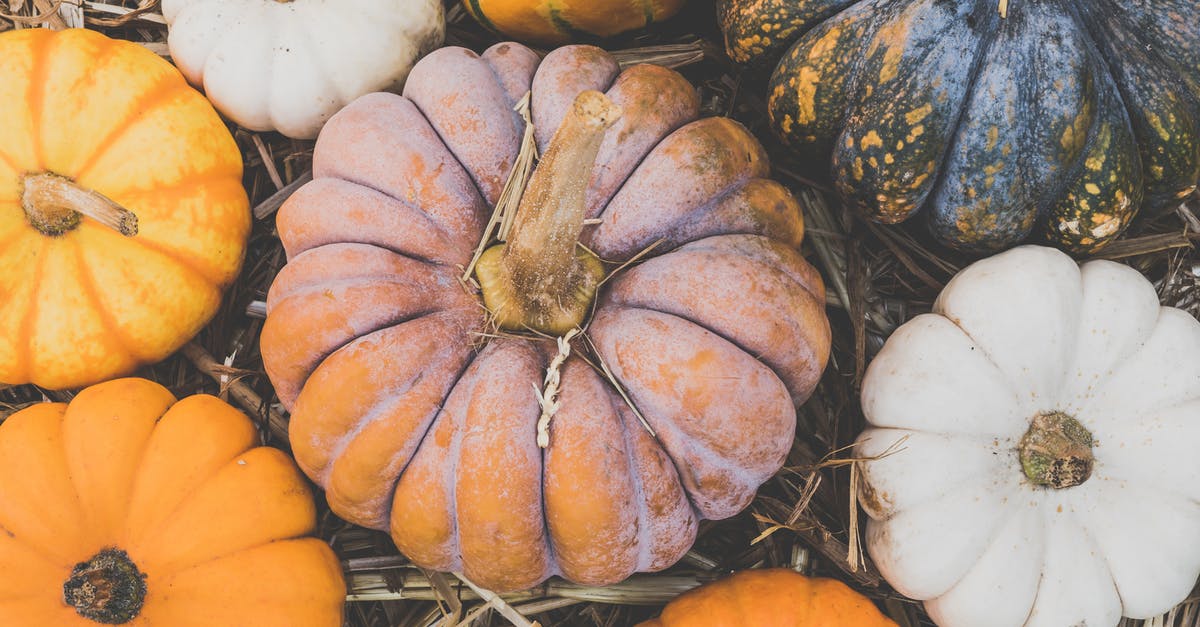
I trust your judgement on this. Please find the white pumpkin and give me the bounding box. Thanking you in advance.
[162,0,444,139]
[855,245,1200,627]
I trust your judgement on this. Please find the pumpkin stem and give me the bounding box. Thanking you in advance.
[63,547,147,624]
[475,90,621,335]
[1018,412,1094,489]
[21,172,138,237]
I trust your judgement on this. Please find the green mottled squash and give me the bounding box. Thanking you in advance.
[719,0,1200,252]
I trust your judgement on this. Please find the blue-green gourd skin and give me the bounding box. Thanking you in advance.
[719,0,1199,253]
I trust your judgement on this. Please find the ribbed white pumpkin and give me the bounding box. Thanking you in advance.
[162,0,444,139]
[855,245,1200,627]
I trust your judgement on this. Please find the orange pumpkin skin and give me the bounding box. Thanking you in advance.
[639,569,897,627]
[464,0,687,46]
[0,28,250,390]
[0,378,345,626]
[263,43,831,592]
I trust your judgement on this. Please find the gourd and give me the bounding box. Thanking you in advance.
[261,42,832,592]
[463,0,685,45]
[162,0,445,139]
[718,0,1200,252]
[0,28,249,390]
[0,378,346,626]
[638,568,897,626]
[855,245,1200,626]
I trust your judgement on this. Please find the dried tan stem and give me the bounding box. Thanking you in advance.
[180,342,290,444]
[21,172,137,236]
[475,91,621,335]
[503,90,619,275]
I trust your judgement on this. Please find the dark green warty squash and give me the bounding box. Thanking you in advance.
[718,0,1200,252]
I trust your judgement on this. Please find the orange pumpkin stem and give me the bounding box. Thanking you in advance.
[63,547,147,624]
[475,90,621,335]
[20,172,138,237]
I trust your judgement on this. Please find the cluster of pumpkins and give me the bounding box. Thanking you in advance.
[0,0,1197,625]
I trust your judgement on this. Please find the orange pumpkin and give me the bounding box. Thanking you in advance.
[262,43,831,592]
[463,0,686,45]
[639,569,897,627]
[0,378,346,626]
[0,28,250,390]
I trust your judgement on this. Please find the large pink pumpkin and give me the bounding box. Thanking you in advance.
[261,42,831,591]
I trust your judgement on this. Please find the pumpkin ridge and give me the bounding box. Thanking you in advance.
[0,144,23,177]
[100,169,245,201]
[873,6,1005,228]
[121,473,254,559]
[286,11,351,108]
[590,118,773,257]
[146,536,332,586]
[612,387,651,571]
[1053,507,1116,611]
[404,93,518,213]
[131,453,320,577]
[0,225,25,258]
[270,273,462,308]
[390,357,476,570]
[1036,2,1133,203]
[266,242,474,304]
[68,78,193,185]
[641,408,760,518]
[591,316,769,506]
[126,232,227,290]
[70,240,146,365]
[478,51,527,116]
[644,182,782,254]
[276,182,474,265]
[569,64,699,220]
[861,433,1008,519]
[0,512,75,572]
[1069,3,1200,209]
[319,174,478,260]
[764,0,907,169]
[315,320,477,488]
[597,297,796,396]
[11,239,48,385]
[931,312,1017,395]
[281,308,461,428]
[610,385,683,572]
[25,28,54,167]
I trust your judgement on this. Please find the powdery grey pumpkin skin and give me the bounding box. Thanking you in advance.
[262,42,832,592]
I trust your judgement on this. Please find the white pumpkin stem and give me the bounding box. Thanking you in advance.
[1018,412,1094,489]
[21,172,138,237]
[475,91,621,335]
[998,0,1009,18]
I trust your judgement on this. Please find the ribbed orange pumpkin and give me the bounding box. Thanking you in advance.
[0,28,250,390]
[463,0,686,45]
[639,569,897,627]
[262,43,831,592]
[0,378,346,626]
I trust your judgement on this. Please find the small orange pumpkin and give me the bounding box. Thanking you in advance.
[463,0,686,45]
[0,378,346,626]
[639,569,897,627]
[0,28,250,390]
